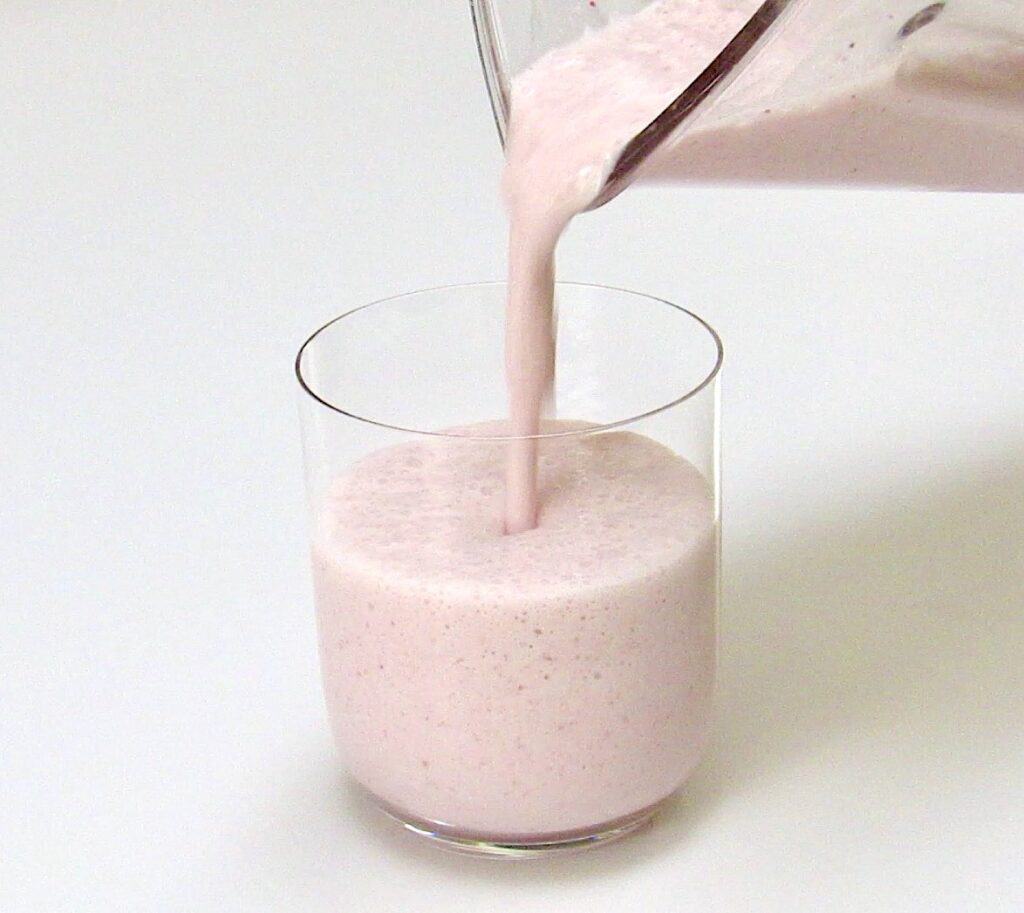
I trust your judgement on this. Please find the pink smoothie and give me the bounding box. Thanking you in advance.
[499,0,753,531]
[313,423,715,837]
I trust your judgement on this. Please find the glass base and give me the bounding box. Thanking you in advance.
[374,795,667,858]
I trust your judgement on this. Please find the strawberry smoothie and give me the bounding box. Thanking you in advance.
[313,423,716,839]
[310,0,1021,850]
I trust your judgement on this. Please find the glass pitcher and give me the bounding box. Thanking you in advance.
[471,0,1024,205]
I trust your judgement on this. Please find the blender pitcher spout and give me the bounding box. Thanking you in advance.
[469,0,796,209]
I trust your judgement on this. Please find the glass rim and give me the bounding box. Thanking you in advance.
[294,280,724,441]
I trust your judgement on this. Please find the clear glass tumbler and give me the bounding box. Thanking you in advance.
[296,282,722,856]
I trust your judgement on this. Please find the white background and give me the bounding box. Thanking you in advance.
[2,3,1022,911]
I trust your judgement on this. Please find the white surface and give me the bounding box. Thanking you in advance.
[1,3,1022,911]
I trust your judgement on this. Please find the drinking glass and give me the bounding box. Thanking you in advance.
[296,282,723,855]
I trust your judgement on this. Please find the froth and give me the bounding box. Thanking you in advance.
[317,421,713,599]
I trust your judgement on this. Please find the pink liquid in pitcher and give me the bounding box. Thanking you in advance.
[501,0,1024,528]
